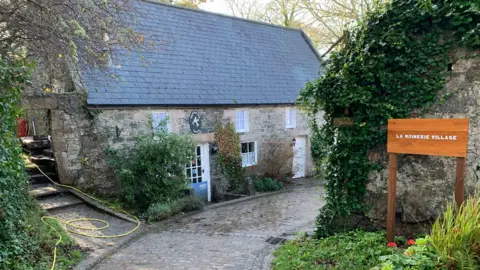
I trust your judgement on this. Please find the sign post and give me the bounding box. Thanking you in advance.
[386,118,469,243]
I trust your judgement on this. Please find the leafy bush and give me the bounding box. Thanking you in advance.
[430,194,480,269]
[175,196,204,212]
[273,230,395,270]
[253,178,283,192]
[146,203,172,222]
[373,237,443,270]
[105,129,195,211]
[256,137,294,180]
[147,196,204,222]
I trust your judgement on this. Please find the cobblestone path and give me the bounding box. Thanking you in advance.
[93,185,324,270]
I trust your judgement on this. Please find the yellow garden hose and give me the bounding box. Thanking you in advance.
[34,165,140,270]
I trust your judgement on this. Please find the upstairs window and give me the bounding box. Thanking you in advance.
[152,112,171,132]
[235,110,249,133]
[285,108,297,128]
[241,142,257,167]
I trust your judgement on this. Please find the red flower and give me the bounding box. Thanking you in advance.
[408,239,416,246]
[387,242,397,248]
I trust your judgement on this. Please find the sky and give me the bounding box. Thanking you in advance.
[200,0,231,14]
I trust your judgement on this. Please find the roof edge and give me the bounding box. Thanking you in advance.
[87,102,297,108]
[299,29,321,61]
[141,0,302,33]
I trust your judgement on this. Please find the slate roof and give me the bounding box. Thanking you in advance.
[84,0,322,106]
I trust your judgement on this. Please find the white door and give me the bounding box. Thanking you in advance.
[292,136,306,178]
[186,143,211,201]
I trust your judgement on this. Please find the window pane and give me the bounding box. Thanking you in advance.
[198,169,202,177]
[248,142,255,153]
[241,153,248,166]
[186,169,191,177]
[192,168,197,177]
[197,146,201,156]
[236,111,245,130]
[197,156,201,166]
[153,112,167,131]
[249,152,256,165]
[241,142,248,153]
[192,177,197,184]
[198,177,202,182]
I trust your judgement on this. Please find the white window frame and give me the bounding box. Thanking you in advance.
[241,141,257,167]
[285,107,297,128]
[152,111,172,132]
[235,110,249,133]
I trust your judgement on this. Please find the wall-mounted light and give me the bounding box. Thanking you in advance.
[291,138,296,147]
[211,142,218,155]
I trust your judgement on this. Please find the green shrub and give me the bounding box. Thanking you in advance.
[430,194,480,269]
[146,203,172,222]
[105,129,195,211]
[176,196,204,212]
[254,178,283,192]
[273,230,395,270]
[147,196,204,222]
[373,237,443,270]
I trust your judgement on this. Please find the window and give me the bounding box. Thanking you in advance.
[235,110,249,132]
[241,142,257,167]
[285,108,297,128]
[152,112,171,132]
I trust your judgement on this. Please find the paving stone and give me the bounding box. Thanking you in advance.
[30,183,64,197]
[93,185,325,270]
[39,194,83,210]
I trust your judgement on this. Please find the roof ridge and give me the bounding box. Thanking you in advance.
[141,0,302,33]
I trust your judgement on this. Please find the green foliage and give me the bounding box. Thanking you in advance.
[373,237,443,270]
[214,123,244,191]
[175,196,204,212]
[146,196,204,222]
[253,178,284,192]
[0,55,83,269]
[273,230,396,270]
[105,128,195,211]
[298,0,480,237]
[146,202,172,222]
[430,194,480,269]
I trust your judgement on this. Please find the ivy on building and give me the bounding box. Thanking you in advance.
[214,123,244,191]
[298,0,479,237]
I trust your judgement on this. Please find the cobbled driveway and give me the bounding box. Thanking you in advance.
[93,185,324,270]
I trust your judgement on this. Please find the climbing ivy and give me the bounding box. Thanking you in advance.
[214,123,244,191]
[0,55,35,264]
[298,0,479,237]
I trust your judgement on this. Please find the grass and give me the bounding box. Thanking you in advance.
[6,201,86,270]
[430,194,480,269]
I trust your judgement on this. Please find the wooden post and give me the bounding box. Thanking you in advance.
[455,157,466,207]
[387,153,398,243]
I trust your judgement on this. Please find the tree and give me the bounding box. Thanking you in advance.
[162,0,209,9]
[225,0,267,20]
[0,0,143,69]
[301,0,388,50]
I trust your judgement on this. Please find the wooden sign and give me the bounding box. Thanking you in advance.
[387,119,469,157]
[386,118,469,243]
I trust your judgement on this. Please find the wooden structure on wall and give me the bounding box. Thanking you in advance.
[386,118,469,242]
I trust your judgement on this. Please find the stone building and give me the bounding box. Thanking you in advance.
[23,1,322,201]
